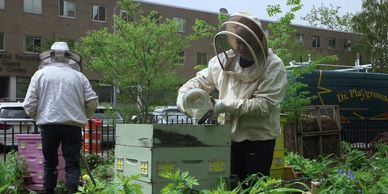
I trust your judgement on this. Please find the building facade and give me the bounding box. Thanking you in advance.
[0,0,362,103]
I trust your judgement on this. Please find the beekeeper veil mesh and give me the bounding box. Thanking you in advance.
[38,42,82,72]
[214,12,268,81]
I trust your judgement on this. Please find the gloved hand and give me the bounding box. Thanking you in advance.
[211,98,226,115]
[197,98,225,124]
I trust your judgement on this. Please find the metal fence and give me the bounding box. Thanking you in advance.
[0,120,117,162]
[3,118,388,161]
[341,120,388,149]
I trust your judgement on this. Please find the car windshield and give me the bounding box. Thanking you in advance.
[0,107,31,119]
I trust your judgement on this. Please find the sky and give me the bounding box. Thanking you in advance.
[140,0,363,26]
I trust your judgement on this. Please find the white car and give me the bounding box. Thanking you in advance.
[0,102,36,150]
[132,106,193,124]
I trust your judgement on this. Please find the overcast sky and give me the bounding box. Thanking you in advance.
[140,0,363,26]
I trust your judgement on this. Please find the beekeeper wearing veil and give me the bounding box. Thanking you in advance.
[24,42,98,194]
[177,12,287,182]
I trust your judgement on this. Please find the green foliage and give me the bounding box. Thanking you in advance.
[319,169,359,194]
[352,0,388,72]
[302,3,353,31]
[76,0,214,119]
[367,175,388,194]
[85,153,104,170]
[77,175,142,194]
[0,150,30,193]
[160,169,199,194]
[229,174,307,194]
[285,152,336,179]
[343,148,369,171]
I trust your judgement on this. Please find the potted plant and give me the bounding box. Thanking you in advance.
[18,157,32,185]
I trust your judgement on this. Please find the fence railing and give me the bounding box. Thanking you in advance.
[1,120,117,162]
[341,120,388,149]
[3,118,388,161]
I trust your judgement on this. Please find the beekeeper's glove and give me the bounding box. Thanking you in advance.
[211,98,227,115]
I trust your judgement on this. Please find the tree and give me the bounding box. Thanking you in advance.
[76,0,214,121]
[352,0,388,72]
[302,3,353,32]
[267,0,338,121]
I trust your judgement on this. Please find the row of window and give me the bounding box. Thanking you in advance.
[0,0,107,22]
[0,31,208,65]
[296,33,351,51]
[0,32,42,53]
[173,51,207,66]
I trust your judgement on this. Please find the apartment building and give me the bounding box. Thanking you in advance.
[0,0,362,103]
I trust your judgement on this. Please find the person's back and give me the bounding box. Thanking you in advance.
[32,65,92,127]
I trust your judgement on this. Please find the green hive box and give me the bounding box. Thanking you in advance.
[115,124,231,194]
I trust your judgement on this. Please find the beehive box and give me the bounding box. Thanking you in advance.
[115,124,231,194]
[16,134,65,192]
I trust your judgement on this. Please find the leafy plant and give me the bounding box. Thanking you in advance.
[343,148,368,171]
[285,152,336,179]
[232,174,308,194]
[160,169,199,194]
[1,150,30,193]
[77,174,142,194]
[319,169,359,194]
[92,164,115,182]
[85,153,104,170]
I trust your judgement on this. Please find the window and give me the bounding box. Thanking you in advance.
[16,77,30,99]
[24,0,42,14]
[59,0,75,17]
[312,35,320,48]
[328,37,336,50]
[173,51,185,65]
[296,33,304,45]
[344,39,351,51]
[173,17,186,33]
[197,52,207,66]
[0,32,4,50]
[24,35,41,53]
[0,0,4,9]
[92,5,106,22]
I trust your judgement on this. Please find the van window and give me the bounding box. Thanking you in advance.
[0,107,31,119]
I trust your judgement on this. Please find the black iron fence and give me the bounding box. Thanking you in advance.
[3,118,388,161]
[0,120,117,162]
[341,120,388,149]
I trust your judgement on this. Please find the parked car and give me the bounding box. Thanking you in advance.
[132,106,193,124]
[0,102,36,150]
[88,105,123,147]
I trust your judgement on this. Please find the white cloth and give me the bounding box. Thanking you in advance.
[23,64,98,127]
[177,49,287,141]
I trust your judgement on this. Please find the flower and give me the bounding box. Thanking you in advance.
[346,170,355,180]
[82,174,90,182]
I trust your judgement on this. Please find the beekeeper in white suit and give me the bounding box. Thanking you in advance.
[24,42,98,194]
[177,12,287,182]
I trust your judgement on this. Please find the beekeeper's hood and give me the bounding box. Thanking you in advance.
[214,11,269,82]
[38,41,82,71]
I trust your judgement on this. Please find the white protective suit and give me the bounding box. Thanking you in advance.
[23,42,98,127]
[177,12,287,142]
